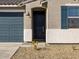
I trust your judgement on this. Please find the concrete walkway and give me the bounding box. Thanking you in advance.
[0,42,46,59]
[0,46,19,59]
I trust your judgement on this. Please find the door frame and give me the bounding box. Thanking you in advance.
[31,7,46,42]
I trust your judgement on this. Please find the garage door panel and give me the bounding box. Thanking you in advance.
[0,12,23,42]
[0,18,23,24]
[0,12,23,17]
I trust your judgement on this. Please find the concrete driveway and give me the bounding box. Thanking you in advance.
[0,45,19,59]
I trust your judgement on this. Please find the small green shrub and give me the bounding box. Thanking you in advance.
[32,40,38,50]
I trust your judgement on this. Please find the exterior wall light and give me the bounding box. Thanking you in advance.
[27,12,30,16]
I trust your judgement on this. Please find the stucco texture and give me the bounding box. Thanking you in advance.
[48,0,79,29]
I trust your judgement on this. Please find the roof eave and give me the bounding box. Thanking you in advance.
[0,0,37,7]
[18,0,37,7]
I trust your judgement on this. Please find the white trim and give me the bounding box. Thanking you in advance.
[24,29,32,42]
[0,5,25,12]
[0,9,25,12]
[46,29,48,43]
[0,5,19,7]
[46,7,48,29]
[46,8,48,43]
[46,29,79,43]
[68,16,79,18]
[61,4,79,6]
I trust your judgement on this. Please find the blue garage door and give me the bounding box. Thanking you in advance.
[0,12,23,42]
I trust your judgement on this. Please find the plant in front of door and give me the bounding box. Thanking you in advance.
[32,40,38,50]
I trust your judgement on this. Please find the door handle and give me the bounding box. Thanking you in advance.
[42,26,44,32]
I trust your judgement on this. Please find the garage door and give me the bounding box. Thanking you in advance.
[0,12,23,42]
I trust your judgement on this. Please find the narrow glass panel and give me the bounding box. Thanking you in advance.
[68,18,79,28]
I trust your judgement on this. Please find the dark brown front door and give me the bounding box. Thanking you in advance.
[32,10,46,42]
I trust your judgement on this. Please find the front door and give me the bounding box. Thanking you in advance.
[32,10,46,42]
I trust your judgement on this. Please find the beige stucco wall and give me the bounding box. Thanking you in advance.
[48,0,79,29]
[48,0,61,29]
[24,0,79,29]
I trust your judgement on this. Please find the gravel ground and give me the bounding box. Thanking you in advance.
[11,44,79,59]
